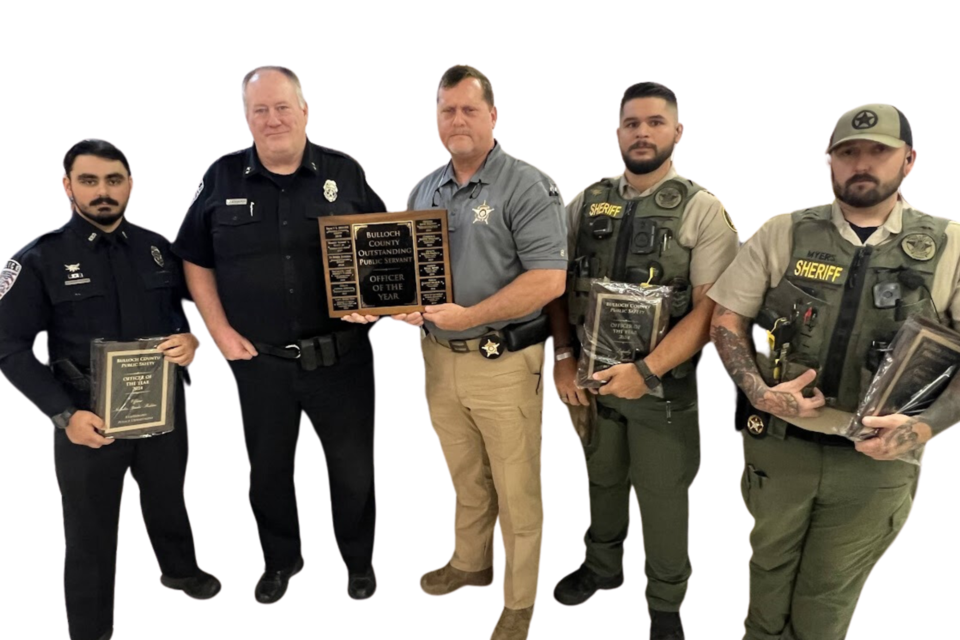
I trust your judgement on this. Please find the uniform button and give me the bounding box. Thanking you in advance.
[288,288,294,294]
[281,189,285,193]
[285,255,291,260]
[282,221,288,226]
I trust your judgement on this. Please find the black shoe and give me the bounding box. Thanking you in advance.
[650,609,684,640]
[553,564,623,606]
[96,631,113,640]
[255,557,304,604]
[160,570,222,599]
[348,566,377,600]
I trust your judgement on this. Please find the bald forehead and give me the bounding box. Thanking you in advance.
[244,70,299,103]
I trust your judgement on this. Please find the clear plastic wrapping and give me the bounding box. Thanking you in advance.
[846,317,960,464]
[576,280,672,395]
[91,337,178,439]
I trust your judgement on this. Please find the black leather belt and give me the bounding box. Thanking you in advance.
[785,425,855,448]
[255,331,359,371]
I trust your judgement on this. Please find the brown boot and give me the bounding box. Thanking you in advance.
[420,563,493,595]
[491,606,534,640]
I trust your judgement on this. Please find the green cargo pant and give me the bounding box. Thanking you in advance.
[741,430,919,640]
[582,388,700,612]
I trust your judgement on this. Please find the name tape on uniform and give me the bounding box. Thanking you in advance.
[588,203,623,217]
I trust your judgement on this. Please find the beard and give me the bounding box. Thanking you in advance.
[75,197,126,226]
[832,170,904,208]
[621,140,675,175]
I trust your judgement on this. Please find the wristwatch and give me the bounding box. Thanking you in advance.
[634,359,662,390]
[52,407,78,430]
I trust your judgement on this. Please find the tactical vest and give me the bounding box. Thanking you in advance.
[758,205,948,430]
[567,177,703,391]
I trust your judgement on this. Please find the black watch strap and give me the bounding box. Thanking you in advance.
[52,407,78,430]
[634,359,662,390]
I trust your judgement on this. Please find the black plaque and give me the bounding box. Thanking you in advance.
[90,338,177,438]
[319,210,454,317]
[576,281,671,395]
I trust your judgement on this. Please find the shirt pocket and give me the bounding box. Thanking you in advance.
[49,280,109,336]
[211,205,265,259]
[141,270,183,333]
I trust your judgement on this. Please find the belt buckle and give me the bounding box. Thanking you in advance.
[448,339,470,353]
[284,344,301,359]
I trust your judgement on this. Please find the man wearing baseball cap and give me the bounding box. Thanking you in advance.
[707,104,960,639]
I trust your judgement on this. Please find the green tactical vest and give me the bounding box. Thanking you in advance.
[567,176,703,389]
[759,204,949,433]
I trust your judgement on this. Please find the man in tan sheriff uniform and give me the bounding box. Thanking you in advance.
[709,103,960,640]
[547,82,739,640]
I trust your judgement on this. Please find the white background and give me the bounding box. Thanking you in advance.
[1,1,956,638]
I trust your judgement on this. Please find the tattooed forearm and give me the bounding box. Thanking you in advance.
[918,374,960,436]
[710,305,801,417]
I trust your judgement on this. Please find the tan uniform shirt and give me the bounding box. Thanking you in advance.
[565,165,739,287]
[709,198,960,432]
[708,199,960,330]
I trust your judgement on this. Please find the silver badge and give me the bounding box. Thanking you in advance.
[654,186,683,210]
[472,201,495,225]
[63,263,88,285]
[901,233,936,261]
[324,180,338,202]
[151,246,164,267]
[65,263,81,274]
[0,260,22,301]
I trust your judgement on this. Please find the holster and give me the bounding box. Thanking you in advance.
[51,359,91,393]
[502,314,550,352]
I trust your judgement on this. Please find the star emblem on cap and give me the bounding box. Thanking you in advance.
[852,110,878,130]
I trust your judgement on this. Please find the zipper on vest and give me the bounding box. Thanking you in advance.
[611,201,639,281]
[820,245,873,400]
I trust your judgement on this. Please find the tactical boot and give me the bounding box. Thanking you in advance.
[553,564,623,605]
[491,606,533,640]
[650,609,684,640]
[420,562,493,595]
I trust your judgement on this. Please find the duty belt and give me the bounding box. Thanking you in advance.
[426,315,550,360]
[785,424,855,448]
[255,330,360,370]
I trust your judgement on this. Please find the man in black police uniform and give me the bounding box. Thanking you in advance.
[0,139,219,640]
[174,66,386,603]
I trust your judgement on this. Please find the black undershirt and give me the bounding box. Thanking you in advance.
[849,223,878,244]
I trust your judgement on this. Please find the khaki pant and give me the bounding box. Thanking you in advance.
[741,431,918,640]
[422,336,544,610]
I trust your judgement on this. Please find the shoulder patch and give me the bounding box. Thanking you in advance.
[0,260,22,301]
[192,179,204,203]
[722,207,737,232]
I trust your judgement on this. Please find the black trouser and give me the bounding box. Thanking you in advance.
[55,381,197,640]
[228,335,376,573]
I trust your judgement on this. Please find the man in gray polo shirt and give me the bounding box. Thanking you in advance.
[401,65,566,640]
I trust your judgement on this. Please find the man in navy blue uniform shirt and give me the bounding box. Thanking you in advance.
[0,139,219,640]
[173,66,385,604]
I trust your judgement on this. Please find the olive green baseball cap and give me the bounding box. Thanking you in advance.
[827,104,913,152]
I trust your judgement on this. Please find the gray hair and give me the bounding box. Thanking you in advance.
[242,66,306,109]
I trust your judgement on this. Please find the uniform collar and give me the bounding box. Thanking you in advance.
[243,139,320,179]
[617,163,679,199]
[66,212,131,247]
[830,195,907,247]
[438,140,504,188]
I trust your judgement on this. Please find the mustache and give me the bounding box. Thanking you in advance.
[629,141,657,152]
[89,197,119,207]
[846,174,879,187]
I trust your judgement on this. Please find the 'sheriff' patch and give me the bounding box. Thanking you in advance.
[588,203,623,218]
[792,259,847,284]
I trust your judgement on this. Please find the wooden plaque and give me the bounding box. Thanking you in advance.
[319,210,454,317]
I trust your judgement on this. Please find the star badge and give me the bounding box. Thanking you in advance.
[323,180,338,203]
[901,233,936,261]
[747,414,765,436]
[472,201,495,225]
[852,110,878,130]
[151,246,165,267]
[654,186,683,210]
[479,334,503,359]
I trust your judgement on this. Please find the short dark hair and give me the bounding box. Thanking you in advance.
[438,65,494,107]
[63,139,131,176]
[620,82,678,115]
